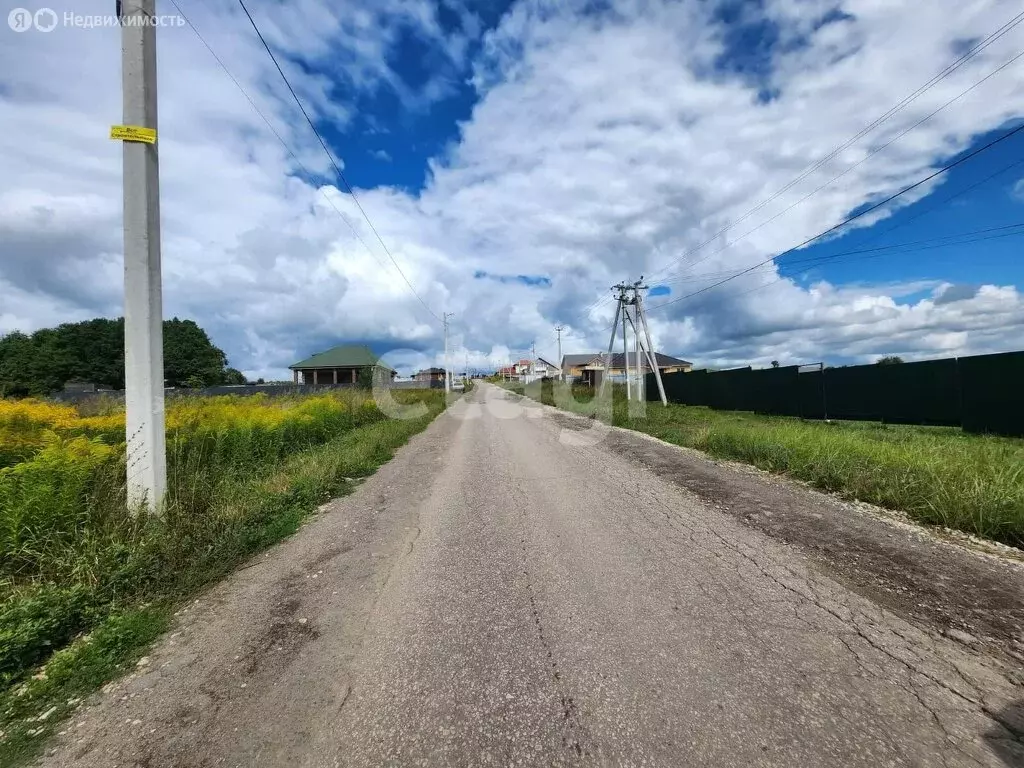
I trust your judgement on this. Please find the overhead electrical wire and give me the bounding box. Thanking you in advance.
[166,0,397,279]
[643,8,1024,284]
[653,152,1024,313]
[650,44,1024,288]
[591,123,1024,336]
[593,222,1024,335]
[776,222,1024,272]
[566,11,1024,329]
[650,221,1024,288]
[706,223,1024,313]
[641,122,1024,317]
[173,0,1024,340]
[235,0,441,323]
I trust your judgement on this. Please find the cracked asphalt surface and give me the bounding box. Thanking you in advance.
[41,383,1024,767]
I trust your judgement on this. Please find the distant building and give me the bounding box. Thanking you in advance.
[497,358,558,383]
[415,367,447,382]
[562,352,692,386]
[518,357,558,383]
[288,345,396,385]
[560,354,596,381]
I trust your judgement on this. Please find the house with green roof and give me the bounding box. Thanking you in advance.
[288,345,396,386]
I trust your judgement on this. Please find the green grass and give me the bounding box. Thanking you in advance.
[505,380,1024,549]
[0,390,447,766]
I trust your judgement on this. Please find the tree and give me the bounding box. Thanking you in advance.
[163,318,229,387]
[876,355,905,365]
[0,317,238,395]
[0,332,36,397]
[184,374,206,389]
[770,360,780,368]
[223,368,247,385]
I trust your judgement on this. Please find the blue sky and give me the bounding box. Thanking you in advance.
[318,0,518,194]
[2,0,1024,375]
[281,0,1024,339]
[782,127,1024,294]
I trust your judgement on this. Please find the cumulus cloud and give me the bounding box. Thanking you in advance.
[1,0,1023,378]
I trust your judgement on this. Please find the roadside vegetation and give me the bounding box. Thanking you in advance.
[501,380,1024,549]
[0,388,447,763]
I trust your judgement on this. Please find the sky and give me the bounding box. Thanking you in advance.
[1,0,1024,378]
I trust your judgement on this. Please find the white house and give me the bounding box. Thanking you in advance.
[517,357,559,384]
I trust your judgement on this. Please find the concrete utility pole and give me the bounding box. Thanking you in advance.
[555,324,565,381]
[120,0,166,512]
[443,313,454,392]
[633,303,642,400]
[604,279,668,406]
[600,286,624,397]
[621,294,631,400]
[635,285,668,406]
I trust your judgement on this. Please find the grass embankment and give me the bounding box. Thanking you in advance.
[0,389,447,763]
[502,380,1024,549]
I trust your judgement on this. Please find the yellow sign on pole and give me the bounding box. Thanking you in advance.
[110,125,157,144]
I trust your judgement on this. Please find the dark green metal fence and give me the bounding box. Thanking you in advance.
[646,351,1024,437]
[959,351,1024,437]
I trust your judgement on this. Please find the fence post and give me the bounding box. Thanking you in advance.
[820,362,828,421]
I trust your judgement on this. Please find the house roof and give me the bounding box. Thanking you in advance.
[417,367,446,375]
[289,345,396,372]
[571,352,692,369]
[561,353,596,368]
[601,352,692,369]
[510,358,558,372]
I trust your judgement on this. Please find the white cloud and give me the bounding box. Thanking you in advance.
[1012,177,1024,201]
[1,0,1023,378]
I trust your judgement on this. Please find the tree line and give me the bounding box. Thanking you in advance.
[0,317,246,396]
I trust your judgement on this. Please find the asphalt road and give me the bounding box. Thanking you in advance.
[43,383,1024,767]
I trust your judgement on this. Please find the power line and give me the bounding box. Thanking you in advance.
[643,10,1024,284]
[654,221,1024,288]
[571,13,1024,329]
[651,44,1024,287]
[672,152,1024,291]
[643,154,1024,324]
[643,122,1024,317]
[661,207,1024,288]
[779,222,1024,272]
[166,0,398,279]
[234,0,441,323]
[756,224,1024,291]
[705,224,1024,316]
[591,155,1024,332]
[596,224,1024,335]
